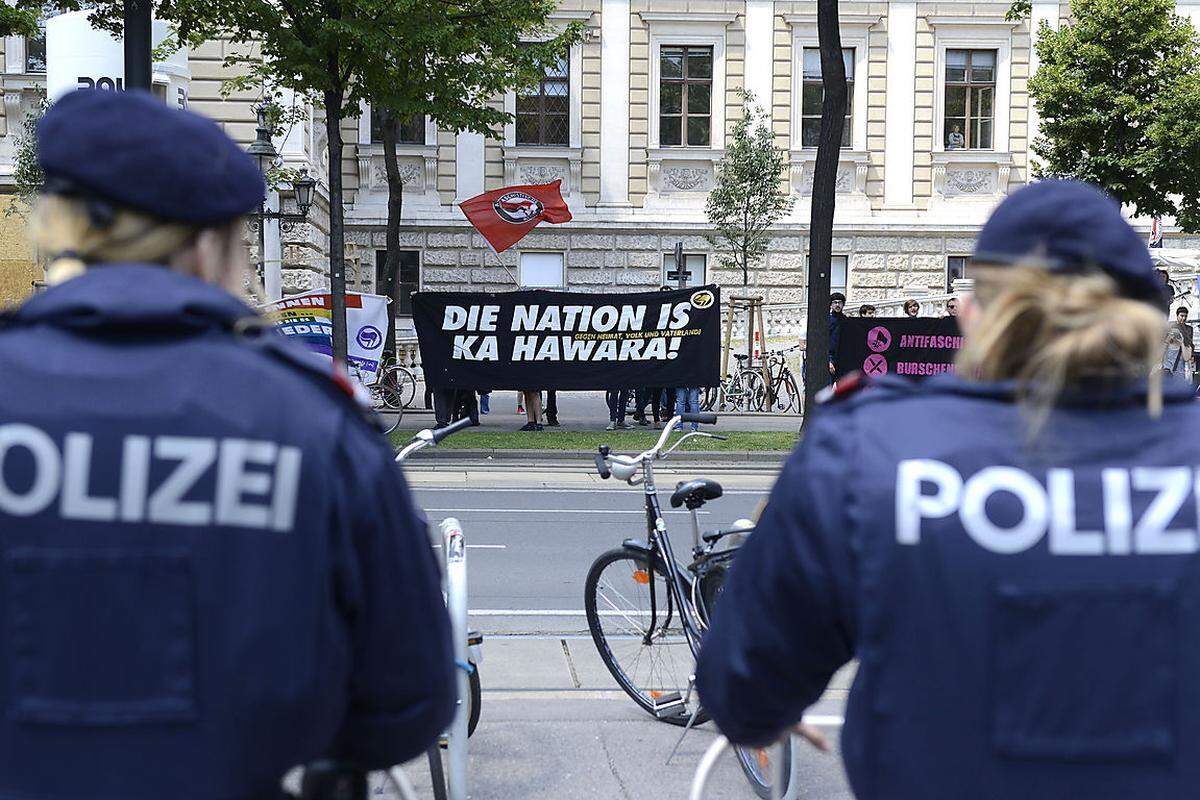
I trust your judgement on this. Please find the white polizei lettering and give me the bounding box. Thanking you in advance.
[119,435,151,522]
[1102,468,1133,554]
[1131,467,1197,555]
[61,433,117,521]
[895,459,962,545]
[148,436,217,526]
[215,439,276,529]
[271,446,303,532]
[0,423,60,516]
[1047,468,1104,555]
[960,466,1048,554]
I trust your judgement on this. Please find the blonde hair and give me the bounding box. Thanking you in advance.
[29,195,250,292]
[956,266,1167,425]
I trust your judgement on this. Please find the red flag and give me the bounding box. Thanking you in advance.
[458,180,572,253]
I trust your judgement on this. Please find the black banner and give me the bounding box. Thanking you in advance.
[835,317,963,380]
[412,286,721,390]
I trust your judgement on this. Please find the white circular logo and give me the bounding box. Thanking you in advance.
[493,192,544,224]
[690,290,715,309]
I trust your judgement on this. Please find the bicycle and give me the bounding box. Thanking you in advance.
[378,351,421,409]
[350,362,405,435]
[762,346,802,415]
[586,415,793,799]
[702,355,767,412]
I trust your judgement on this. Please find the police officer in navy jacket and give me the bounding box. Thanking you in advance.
[0,89,455,799]
[696,180,1195,799]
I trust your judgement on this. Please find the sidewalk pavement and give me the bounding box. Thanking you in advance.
[401,464,784,489]
[409,390,802,433]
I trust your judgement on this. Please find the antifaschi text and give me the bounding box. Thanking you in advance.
[441,302,698,362]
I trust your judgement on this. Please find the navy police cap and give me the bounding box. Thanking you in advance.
[38,89,266,226]
[974,179,1165,308]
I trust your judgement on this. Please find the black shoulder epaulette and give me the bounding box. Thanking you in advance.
[815,371,868,405]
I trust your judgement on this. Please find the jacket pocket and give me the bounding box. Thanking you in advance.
[991,581,1176,762]
[6,548,197,725]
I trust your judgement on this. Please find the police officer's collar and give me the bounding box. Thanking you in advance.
[16,263,256,332]
[922,372,1195,407]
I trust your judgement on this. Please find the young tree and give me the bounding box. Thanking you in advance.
[802,0,846,419]
[1028,0,1200,231]
[7,94,47,220]
[367,5,578,360]
[704,90,793,287]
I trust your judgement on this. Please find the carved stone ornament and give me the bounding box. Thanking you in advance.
[945,168,994,195]
[662,167,710,191]
[521,164,568,186]
[799,164,855,195]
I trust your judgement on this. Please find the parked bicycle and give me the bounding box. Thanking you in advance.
[349,362,405,435]
[586,415,792,799]
[702,356,767,412]
[378,351,421,409]
[762,346,803,415]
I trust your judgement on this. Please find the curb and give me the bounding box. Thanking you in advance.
[401,448,788,465]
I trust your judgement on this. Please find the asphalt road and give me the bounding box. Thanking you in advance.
[393,465,856,800]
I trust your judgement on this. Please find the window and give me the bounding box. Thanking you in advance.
[516,52,570,146]
[800,48,853,148]
[370,111,425,146]
[947,256,972,290]
[519,252,565,288]
[661,253,707,288]
[659,46,713,147]
[25,24,46,73]
[375,250,420,316]
[944,49,995,150]
[831,255,848,297]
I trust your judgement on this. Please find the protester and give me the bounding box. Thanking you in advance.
[0,89,456,799]
[634,387,665,426]
[544,390,559,426]
[520,390,544,431]
[697,179,1191,799]
[674,386,701,432]
[858,304,876,317]
[479,391,491,415]
[903,298,920,317]
[945,297,959,317]
[828,292,846,376]
[606,388,630,430]
[1174,306,1193,352]
[1162,326,1190,380]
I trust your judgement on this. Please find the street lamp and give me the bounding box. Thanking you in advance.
[248,104,317,295]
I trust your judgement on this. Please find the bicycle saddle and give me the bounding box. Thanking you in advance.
[671,478,723,510]
[733,353,750,361]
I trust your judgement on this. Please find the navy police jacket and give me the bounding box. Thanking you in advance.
[0,265,455,799]
[697,373,1200,800]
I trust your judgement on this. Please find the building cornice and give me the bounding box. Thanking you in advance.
[783,14,883,29]
[925,16,1022,30]
[637,12,738,27]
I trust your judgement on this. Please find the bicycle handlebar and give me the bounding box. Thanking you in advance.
[680,412,717,426]
[594,415,721,484]
[432,416,476,444]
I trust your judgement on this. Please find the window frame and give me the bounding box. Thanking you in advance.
[946,255,972,291]
[931,19,1014,155]
[518,251,566,289]
[657,45,715,148]
[504,37,584,150]
[831,255,848,298]
[942,49,996,151]
[370,110,428,146]
[515,49,571,147]
[660,253,708,288]
[375,249,422,317]
[787,17,872,153]
[646,22,728,150]
[799,47,855,150]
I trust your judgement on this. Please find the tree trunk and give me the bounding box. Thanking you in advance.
[802,0,846,425]
[325,86,349,364]
[379,108,405,363]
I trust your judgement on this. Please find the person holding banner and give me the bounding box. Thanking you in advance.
[697,180,1196,800]
[0,89,456,800]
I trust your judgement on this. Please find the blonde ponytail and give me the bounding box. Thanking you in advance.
[956,266,1167,428]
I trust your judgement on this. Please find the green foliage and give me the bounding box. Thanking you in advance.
[7,95,48,220]
[1030,0,1200,231]
[705,91,793,286]
[1005,0,1032,22]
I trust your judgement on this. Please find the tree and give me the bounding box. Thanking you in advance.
[7,94,47,220]
[802,0,847,420]
[366,5,579,361]
[1028,0,1200,231]
[704,90,793,287]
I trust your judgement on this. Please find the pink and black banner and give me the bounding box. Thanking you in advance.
[835,317,962,380]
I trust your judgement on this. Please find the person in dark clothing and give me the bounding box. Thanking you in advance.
[633,387,665,426]
[544,390,559,426]
[828,292,846,377]
[605,388,630,430]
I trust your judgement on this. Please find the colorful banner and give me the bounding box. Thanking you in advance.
[261,291,391,384]
[412,286,721,390]
[835,317,963,380]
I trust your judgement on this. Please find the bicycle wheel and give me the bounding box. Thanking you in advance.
[372,374,404,435]
[734,739,794,800]
[701,386,718,412]
[584,547,707,727]
[733,369,767,412]
[388,366,418,409]
[774,370,802,414]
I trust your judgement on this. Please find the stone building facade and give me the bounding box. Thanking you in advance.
[1,2,1200,318]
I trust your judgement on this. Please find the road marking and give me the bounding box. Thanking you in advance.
[423,508,709,515]
[414,487,770,496]
[432,544,507,550]
[471,609,640,616]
